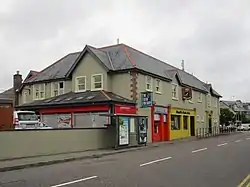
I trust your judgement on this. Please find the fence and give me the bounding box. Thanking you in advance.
[196,126,237,139]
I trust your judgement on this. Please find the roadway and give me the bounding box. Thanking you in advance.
[0,132,250,187]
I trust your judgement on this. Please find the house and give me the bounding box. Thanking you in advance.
[0,70,39,107]
[16,43,221,143]
[220,100,250,122]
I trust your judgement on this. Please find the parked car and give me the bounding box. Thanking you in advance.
[14,111,39,129]
[241,124,250,131]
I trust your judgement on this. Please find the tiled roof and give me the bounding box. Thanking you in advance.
[17,90,135,109]
[23,43,221,95]
[0,88,14,100]
[26,52,81,83]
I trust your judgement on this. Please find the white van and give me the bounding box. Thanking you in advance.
[241,124,250,131]
[13,111,39,129]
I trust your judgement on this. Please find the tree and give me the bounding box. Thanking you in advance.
[220,108,235,125]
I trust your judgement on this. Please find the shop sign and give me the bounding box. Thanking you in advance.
[115,104,137,114]
[118,117,129,145]
[182,87,192,100]
[154,106,168,114]
[141,92,153,108]
[57,114,71,128]
[138,117,148,144]
[176,110,191,115]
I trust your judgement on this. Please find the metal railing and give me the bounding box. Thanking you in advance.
[196,126,237,139]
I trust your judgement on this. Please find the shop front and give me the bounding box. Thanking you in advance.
[151,105,170,142]
[170,107,196,140]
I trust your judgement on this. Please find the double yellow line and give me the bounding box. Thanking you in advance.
[238,174,250,187]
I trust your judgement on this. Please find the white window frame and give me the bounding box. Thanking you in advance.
[39,84,45,99]
[155,79,162,94]
[198,92,202,103]
[75,76,87,92]
[91,74,103,91]
[145,75,153,92]
[33,84,45,100]
[172,83,178,100]
[197,115,200,122]
[23,91,28,104]
[51,81,65,97]
[207,94,211,107]
[188,90,194,103]
[214,98,217,108]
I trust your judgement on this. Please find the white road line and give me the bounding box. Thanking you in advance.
[140,157,172,167]
[246,137,250,140]
[191,148,208,153]
[235,139,242,143]
[217,143,228,147]
[50,176,98,187]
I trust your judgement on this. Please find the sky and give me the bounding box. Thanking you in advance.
[0,0,250,101]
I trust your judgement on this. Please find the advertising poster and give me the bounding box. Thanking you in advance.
[119,117,129,145]
[57,114,72,128]
[138,117,148,144]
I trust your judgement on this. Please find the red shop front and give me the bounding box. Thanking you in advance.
[151,105,170,142]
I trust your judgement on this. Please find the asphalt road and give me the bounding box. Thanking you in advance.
[0,132,250,187]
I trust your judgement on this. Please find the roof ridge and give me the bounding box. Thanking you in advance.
[122,44,136,67]
[98,43,122,49]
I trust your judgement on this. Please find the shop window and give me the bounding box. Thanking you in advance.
[172,84,178,100]
[76,76,86,92]
[171,115,180,130]
[91,74,103,90]
[145,76,153,91]
[183,116,188,130]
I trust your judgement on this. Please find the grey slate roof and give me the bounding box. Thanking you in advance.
[0,88,14,100]
[203,83,222,97]
[17,90,135,109]
[24,43,221,96]
[26,52,81,83]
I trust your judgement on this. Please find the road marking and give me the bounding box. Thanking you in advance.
[217,143,228,147]
[238,174,250,187]
[246,137,250,140]
[50,176,98,187]
[140,157,172,167]
[235,139,242,143]
[191,148,208,153]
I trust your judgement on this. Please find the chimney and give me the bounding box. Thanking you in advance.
[181,60,185,71]
[117,38,120,44]
[13,70,22,107]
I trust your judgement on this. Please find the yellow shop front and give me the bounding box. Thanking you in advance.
[170,107,196,140]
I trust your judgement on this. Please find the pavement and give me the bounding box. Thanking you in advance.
[0,132,249,187]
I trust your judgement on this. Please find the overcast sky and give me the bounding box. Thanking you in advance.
[0,0,250,101]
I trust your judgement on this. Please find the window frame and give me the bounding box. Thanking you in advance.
[33,84,45,100]
[198,92,202,103]
[91,74,103,91]
[214,98,217,108]
[51,81,65,97]
[171,83,178,100]
[171,115,181,130]
[39,84,45,99]
[188,90,194,104]
[155,79,162,94]
[183,116,188,130]
[207,94,211,107]
[145,75,153,92]
[75,76,87,92]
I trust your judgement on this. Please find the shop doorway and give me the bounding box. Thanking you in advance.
[208,116,212,134]
[190,116,195,136]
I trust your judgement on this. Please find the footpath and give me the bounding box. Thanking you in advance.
[0,132,241,172]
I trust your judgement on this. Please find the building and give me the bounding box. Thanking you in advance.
[16,43,221,143]
[220,100,250,122]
